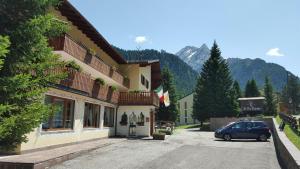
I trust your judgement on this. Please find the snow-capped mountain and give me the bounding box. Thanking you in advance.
[175,44,210,71]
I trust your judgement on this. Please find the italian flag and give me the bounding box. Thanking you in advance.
[163,91,170,107]
[154,85,164,102]
[154,86,170,107]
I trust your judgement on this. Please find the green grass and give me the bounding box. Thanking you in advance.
[276,116,300,150]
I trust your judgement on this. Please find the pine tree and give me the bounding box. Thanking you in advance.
[281,74,300,114]
[0,1,68,150]
[157,67,179,122]
[264,77,277,116]
[233,80,242,98]
[245,79,260,97]
[193,41,238,125]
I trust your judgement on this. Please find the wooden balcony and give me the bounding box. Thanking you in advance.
[49,34,128,88]
[49,67,119,104]
[118,92,160,107]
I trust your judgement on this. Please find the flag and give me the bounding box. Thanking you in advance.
[163,91,170,107]
[154,85,164,102]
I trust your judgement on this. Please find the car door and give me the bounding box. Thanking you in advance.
[230,122,246,139]
[244,122,257,139]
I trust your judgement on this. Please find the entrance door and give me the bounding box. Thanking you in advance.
[150,111,154,135]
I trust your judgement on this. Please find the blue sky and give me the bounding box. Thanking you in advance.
[69,0,300,76]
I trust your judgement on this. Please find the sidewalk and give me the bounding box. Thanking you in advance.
[0,138,125,169]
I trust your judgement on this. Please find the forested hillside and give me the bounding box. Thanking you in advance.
[115,47,198,96]
[227,58,288,91]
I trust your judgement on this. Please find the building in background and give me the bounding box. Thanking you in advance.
[238,97,265,116]
[20,1,161,152]
[177,93,198,125]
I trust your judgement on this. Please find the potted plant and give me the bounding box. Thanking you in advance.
[110,85,117,92]
[152,132,166,140]
[95,77,105,86]
[88,48,97,56]
[65,60,82,72]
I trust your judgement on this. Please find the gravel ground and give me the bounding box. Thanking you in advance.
[50,128,281,169]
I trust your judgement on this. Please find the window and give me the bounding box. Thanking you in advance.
[232,122,245,129]
[145,80,149,89]
[253,122,266,128]
[84,103,101,128]
[184,110,188,123]
[104,107,114,127]
[245,122,253,129]
[141,75,145,85]
[42,95,75,130]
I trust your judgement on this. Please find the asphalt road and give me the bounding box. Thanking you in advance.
[51,128,281,169]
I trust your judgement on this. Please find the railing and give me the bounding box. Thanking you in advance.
[279,112,299,134]
[49,67,119,104]
[119,92,159,106]
[49,34,128,88]
[50,67,92,94]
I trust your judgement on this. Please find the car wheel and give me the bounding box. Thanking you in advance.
[224,134,231,141]
[259,134,267,142]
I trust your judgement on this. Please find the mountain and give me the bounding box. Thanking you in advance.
[227,58,288,91]
[176,45,291,91]
[114,47,198,96]
[175,44,210,71]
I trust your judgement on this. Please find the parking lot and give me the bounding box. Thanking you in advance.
[51,128,281,169]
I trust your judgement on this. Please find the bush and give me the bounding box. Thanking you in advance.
[153,132,166,140]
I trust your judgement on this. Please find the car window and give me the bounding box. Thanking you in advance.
[246,122,253,129]
[232,122,245,129]
[253,122,266,128]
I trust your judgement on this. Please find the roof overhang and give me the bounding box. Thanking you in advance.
[238,97,265,101]
[57,0,126,64]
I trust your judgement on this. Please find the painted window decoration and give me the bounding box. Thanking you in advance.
[104,107,114,127]
[137,112,145,126]
[129,112,137,127]
[84,103,101,128]
[141,74,145,85]
[119,112,128,126]
[42,95,75,131]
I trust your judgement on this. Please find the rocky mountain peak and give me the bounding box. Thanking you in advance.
[175,44,210,71]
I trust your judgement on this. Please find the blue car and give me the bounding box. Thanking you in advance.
[214,121,271,141]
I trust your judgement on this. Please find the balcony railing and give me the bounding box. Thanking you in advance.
[49,34,129,88]
[49,67,119,104]
[118,92,159,107]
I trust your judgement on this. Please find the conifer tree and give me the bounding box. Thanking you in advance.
[157,67,179,122]
[0,0,68,150]
[264,77,277,116]
[233,80,242,98]
[281,74,300,114]
[245,79,260,97]
[193,41,238,125]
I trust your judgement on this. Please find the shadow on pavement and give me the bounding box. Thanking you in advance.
[214,139,270,143]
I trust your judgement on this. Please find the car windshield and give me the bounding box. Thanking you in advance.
[223,122,235,128]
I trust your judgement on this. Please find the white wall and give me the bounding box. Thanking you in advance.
[116,106,155,137]
[21,88,116,151]
[178,93,197,125]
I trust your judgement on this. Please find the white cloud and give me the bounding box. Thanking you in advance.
[266,48,284,57]
[134,36,147,44]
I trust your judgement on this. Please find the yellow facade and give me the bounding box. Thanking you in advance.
[20,5,158,152]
